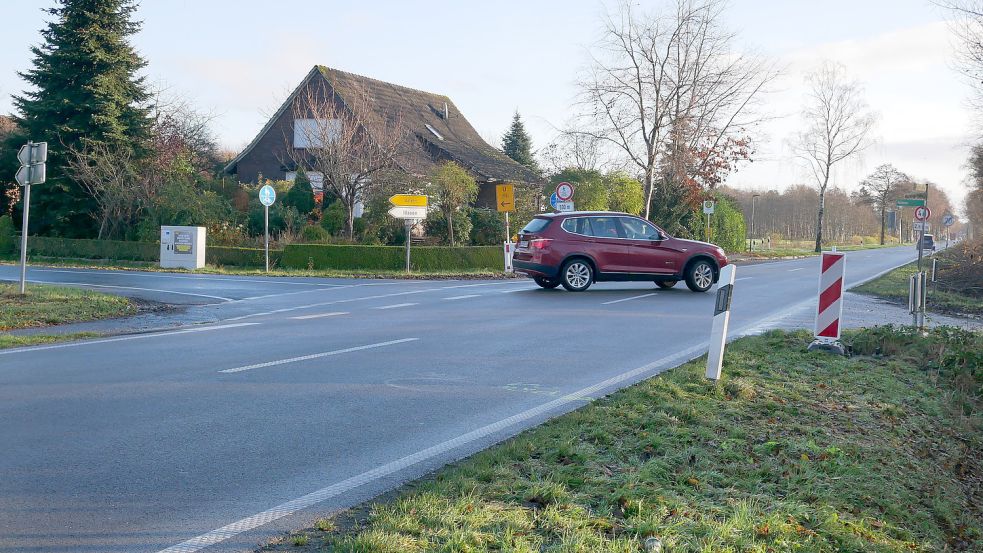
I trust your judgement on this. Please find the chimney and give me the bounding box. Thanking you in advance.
[443,102,449,120]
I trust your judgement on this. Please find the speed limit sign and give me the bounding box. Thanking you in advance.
[914,206,931,221]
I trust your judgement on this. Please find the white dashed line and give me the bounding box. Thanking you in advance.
[443,294,480,300]
[787,268,805,272]
[373,303,418,310]
[734,277,753,282]
[602,293,658,305]
[0,323,260,356]
[290,312,349,320]
[218,338,418,374]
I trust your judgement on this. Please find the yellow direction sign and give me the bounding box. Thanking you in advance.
[389,194,428,207]
[496,183,515,212]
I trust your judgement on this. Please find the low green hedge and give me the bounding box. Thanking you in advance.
[207,246,282,268]
[27,236,160,261]
[283,243,502,271]
[0,215,14,254]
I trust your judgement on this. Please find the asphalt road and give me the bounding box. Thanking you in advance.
[0,247,920,552]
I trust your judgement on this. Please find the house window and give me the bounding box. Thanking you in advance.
[293,118,341,148]
[285,171,325,193]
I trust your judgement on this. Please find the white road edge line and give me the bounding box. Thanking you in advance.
[290,312,349,320]
[25,280,234,302]
[218,338,418,374]
[0,323,260,356]
[31,268,348,287]
[602,293,657,305]
[372,303,417,310]
[787,267,805,272]
[734,277,753,282]
[443,294,480,300]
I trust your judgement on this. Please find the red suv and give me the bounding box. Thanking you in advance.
[513,212,728,292]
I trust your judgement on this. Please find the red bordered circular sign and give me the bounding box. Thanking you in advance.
[555,182,574,201]
[914,206,931,221]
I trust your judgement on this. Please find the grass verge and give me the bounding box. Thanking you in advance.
[265,328,982,552]
[854,244,982,317]
[0,332,103,349]
[0,255,514,280]
[0,283,135,331]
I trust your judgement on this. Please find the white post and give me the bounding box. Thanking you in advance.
[706,264,736,380]
[18,182,31,295]
[264,204,269,273]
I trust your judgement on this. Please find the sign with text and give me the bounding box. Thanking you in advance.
[896,198,925,208]
[389,194,428,207]
[496,184,515,212]
[388,206,427,219]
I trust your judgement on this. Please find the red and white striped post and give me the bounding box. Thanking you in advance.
[808,251,847,355]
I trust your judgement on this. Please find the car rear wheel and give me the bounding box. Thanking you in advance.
[560,259,593,292]
[534,276,560,289]
[685,260,715,292]
[655,280,677,289]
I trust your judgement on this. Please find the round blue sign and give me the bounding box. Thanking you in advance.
[259,184,276,207]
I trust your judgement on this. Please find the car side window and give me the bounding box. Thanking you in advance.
[561,217,592,236]
[620,217,660,240]
[587,217,624,239]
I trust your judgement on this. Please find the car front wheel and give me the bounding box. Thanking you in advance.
[534,276,561,289]
[560,259,593,292]
[685,260,715,292]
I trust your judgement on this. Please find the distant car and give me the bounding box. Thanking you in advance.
[512,211,729,292]
[919,233,936,251]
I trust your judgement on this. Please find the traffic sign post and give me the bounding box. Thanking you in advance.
[942,213,954,247]
[555,182,574,202]
[896,198,925,208]
[16,141,47,295]
[555,200,574,212]
[703,201,715,241]
[496,184,515,272]
[388,194,429,272]
[913,205,931,272]
[259,184,276,272]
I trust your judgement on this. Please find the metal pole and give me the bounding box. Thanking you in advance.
[505,211,510,244]
[264,205,269,272]
[405,220,412,272]
[18,182,31,295]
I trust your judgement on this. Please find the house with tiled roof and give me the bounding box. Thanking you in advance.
[224,66,542,207]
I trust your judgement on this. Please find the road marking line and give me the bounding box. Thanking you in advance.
[373,303,418,310]
[25,280,233,302]
[0,323,259,356]
[734,277,753,281]
[30,268,348,287]
[443,294,480,300]
[161,339,708,553]
[499,288,528,293]
[219,338,418,374]
[787,268,805,272]
[290,312,349,320]
[602,293,657,305]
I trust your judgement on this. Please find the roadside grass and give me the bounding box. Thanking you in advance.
[0,255,513,280]
[745,242,897,259]
[0,283,135,331]
[854,245,982,317]
[269,328,982,553]
[0,332,102,349]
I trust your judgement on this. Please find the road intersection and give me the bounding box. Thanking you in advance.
[0,246,919,552]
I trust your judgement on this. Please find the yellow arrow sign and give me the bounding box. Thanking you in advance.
[496,184,515,212]
[389,194,428,207]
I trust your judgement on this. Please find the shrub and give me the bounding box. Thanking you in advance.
[282,244,502,271]
[28,236,159,261]
[301,224,331,243]
[469,208,505,245]
[688,195,746,252]
[320,201,347,236]
[425,210,473,245]
[207,246,280,268]
[0,215,14,254]
[284,169,316,217]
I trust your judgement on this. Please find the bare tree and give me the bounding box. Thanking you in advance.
[287,83,406,239]
[857,164,909,245]
[574,0,777,220]
[792,62,877,252]
[66,142,141,239]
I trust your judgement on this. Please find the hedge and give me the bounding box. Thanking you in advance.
[282,243,502,271]
[207,246,282,268]
[0,215,14,255]
[27,236,159,261]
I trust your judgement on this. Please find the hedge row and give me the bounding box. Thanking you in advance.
[23,236,281,268]
[207,246,283,268]
[0,215,14,255]
[282,243,502,271]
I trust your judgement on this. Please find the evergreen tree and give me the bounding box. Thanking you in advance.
[9,0,151,237]
[501,111,539,173]
[284,169,316,217]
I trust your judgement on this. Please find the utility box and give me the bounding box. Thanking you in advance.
[160,226,206,269]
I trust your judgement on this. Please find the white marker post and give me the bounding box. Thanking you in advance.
[706,264,736,380]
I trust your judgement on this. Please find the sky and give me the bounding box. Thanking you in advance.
[0,0,974,214]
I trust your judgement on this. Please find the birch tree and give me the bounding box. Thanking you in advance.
[792,62,877,252]
[575,0,776,221]
[288,83,406,239]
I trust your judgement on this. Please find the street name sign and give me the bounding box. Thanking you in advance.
[555,182,574,201]
[556,201,575,212]
[388,206,427,219]
[942,214,955,227]
[496,183,515,212]
[389,194,428,207]
[896,198,925,208]
[259,185,276,206]
[913,205,931,221]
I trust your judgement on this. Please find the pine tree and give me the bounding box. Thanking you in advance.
[501,111,539,173]
[9,0,151,237]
